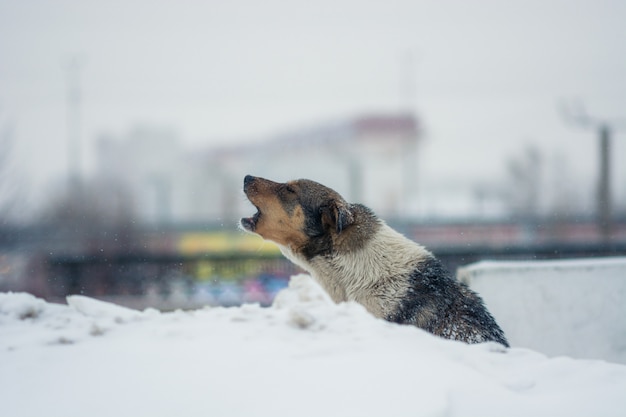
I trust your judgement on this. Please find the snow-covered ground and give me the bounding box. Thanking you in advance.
[2,275,626,417]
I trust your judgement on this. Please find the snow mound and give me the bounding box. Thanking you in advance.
[67,294,144,322]
[0,291,48,320]
[2,275,626,417]
[273,274,375,331]
[273,273,331,307]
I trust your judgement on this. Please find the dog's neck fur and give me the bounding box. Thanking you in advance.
[279,209,433,319]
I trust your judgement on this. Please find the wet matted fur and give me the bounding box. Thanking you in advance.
[240,175,509,346]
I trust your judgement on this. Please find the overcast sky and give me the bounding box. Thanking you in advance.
[1,0,625,212]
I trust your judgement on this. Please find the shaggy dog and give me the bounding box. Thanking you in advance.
[240,175,509,346]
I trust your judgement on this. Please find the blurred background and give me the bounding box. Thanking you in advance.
[1,0,625,309]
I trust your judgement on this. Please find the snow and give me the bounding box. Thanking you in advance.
[2,274,626,417]
[458,257,626,364]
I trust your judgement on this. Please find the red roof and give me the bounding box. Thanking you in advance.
[352,114,418,135]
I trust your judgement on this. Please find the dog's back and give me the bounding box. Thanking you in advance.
[386,254,508,346]
[310,209,509,346]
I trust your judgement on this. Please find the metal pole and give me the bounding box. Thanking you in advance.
[559,100,621,243]
[598,124,611,241]
[66,57,83,192]
[348,157,363,204]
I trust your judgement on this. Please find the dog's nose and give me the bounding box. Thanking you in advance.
[244,175,255,188]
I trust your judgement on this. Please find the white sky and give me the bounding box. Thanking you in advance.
[1,0,625,211]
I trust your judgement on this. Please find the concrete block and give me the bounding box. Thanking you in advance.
[458,257,626,364]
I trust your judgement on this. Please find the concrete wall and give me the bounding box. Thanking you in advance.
[458,257,626,365]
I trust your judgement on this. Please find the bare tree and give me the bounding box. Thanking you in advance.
[41,177,138,254]
[504,145,543,219]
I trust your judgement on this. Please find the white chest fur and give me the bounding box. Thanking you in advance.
[280,223,431,319]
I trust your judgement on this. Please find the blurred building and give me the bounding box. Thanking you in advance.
[95,114,421,225]
[215,113,421,221]
[97,127,179,223]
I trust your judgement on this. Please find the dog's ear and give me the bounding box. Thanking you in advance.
[320,200,354,234]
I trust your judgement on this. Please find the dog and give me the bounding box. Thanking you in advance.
[240,175,509,346]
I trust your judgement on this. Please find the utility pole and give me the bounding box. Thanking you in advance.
[399,49,417,114]
[65,56,84,193]
[561,101,623,242]
[399,48,420,217]
[598,124,611,239]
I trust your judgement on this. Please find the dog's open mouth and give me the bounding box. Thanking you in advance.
[241,175,262,233]
[240,207,260,232]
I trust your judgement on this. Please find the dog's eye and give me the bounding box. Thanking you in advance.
[279,185,297,202]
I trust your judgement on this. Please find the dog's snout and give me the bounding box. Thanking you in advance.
[243,175,256,190]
